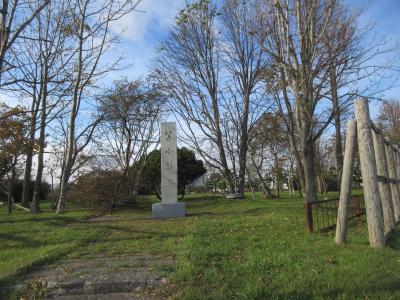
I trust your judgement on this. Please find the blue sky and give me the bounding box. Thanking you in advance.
[107,0,187,81]
[104,0,400,121]
[108,0,400,94]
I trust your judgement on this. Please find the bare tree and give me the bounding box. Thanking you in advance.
[248,112,288,198]
[98,78,164,205]
[314,137,336,195]
[378,99,400,145]
[323,3,400,185]
[153,0,235,193]
[56,0,140,213]
[153,0,270,195]
[220,0,270,194]
[264,0,342,203]
[31,0,74,212]
[0,0,49,85]
[9,0,73,211]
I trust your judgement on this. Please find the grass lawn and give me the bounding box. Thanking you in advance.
[1,191,400,299]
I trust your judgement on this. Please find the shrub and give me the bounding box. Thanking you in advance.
[68,170,124,210]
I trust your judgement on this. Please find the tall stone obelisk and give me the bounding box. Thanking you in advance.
[152,122,186,218]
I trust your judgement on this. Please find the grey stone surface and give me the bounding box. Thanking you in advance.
[12,255,171,300]
[160,122,178,204]
[53,293,155,300]
[152,202,186,219]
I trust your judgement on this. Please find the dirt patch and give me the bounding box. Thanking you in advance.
[13,255,172,299]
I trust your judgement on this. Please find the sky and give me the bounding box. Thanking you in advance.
[2,0,399,181]
[3,0,400,112]
[104,0,400,119]
[107,0,400,94]
[106,0,187,82]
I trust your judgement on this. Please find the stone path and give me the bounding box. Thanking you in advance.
[14,255,172,299]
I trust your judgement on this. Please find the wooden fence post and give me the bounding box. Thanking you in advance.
[385,144,400,223]
[354,98,385,247]
[372,124,396,233]
[336,120,357,244]
[395,150,400,221]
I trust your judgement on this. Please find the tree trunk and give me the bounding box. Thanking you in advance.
[250,157,273,198]
[274,171,280,197]
[237,92,250,195]
[7,162,17,214]
[0,1,9,86]
[21,99,40,208]
[218,143,235,193]
[56,172,69,213]
[32,85,48,213]
[21,147,33,208]
[246,167,256,199]
[32,62,49,212]
[316,173,323,194]
[302,140,318,203]
[287,133,305,197]
[296,173,303,198]
[287,176,294,196]
[56,6,85,213]
[274,155,280,197]
[330,69,344,187]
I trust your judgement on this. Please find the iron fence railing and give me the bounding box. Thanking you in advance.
[305,195,365,233]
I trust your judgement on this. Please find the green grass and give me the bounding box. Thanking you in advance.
[1,192,400,299]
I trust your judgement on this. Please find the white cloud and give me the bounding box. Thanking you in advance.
[110,0,186,42]
[0,91,24,107]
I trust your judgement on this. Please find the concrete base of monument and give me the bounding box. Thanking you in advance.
[152,202,186,219]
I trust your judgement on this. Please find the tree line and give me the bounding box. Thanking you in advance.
[1,0,399,213]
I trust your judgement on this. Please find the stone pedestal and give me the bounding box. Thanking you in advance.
[152,122,186,219]
[152,202,186,218]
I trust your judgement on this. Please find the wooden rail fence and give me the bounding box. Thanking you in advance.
[335,98,400,248]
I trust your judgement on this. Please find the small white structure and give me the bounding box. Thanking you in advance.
[191,174,206,187]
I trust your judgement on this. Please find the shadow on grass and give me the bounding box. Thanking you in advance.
[0,216,81,226]
[0,232,44,248]
[187,206,269,218]
[320,278,400,299]
[386,228,400,250]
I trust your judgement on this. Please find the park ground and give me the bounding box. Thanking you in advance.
[1,192,400,299]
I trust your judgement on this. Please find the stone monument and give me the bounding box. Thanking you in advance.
[152,122,186,218]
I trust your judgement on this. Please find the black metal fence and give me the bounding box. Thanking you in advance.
[305,195,365,233]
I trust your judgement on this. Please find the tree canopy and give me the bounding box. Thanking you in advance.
[141,147,207,200]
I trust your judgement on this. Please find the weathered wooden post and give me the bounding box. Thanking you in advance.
[354,98,385,247]
[336,120,357,244]
[372,124,396,233]
[385,143,400,223]
[395,150,400,221]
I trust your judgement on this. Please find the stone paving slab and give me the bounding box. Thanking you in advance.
[50,292,155,300]
[14,254,172,299]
